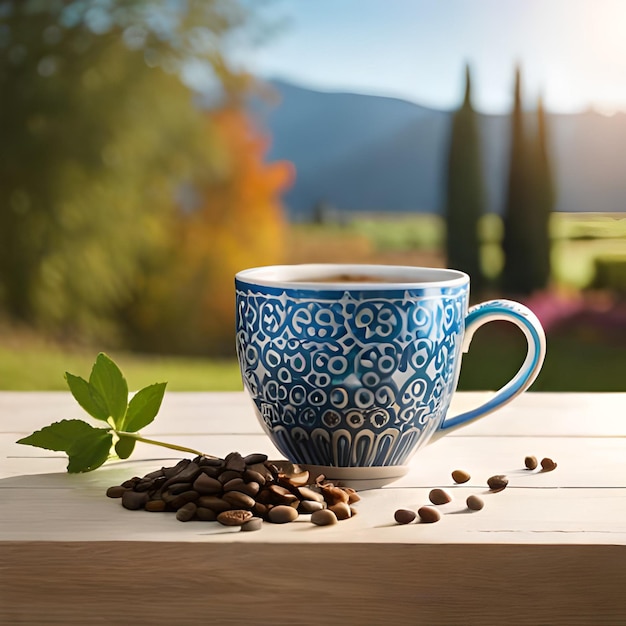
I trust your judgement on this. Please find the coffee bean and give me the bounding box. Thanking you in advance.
[222,491,255,509]
[487,475,509,492]
[329,502,352,520]
[145,499,166,512]
[223,478,246,492]
[176,502,197,522]
[253,502,271,517]
[540,457,557,472]
[417,506,441,523]
[241,517,264,532]
[239,481,260,497]
[466,495,484,511]
[169,490,199,510]
[268,505,299,524]
[299,500,325,514]
[525,455,538,470]
[198,465,221,478]
[243,469,266,485]
[134,478,154,492]
[319,483,349,505]
[122,490,149,511]
[311,509,338,526]
[224,452,246,472]
[452,469,471,484]
[394,509,417,525]
[197,496,231,512]
[218,470,243,485]
[143,468,165,480]
[343,487,361,504]
[121,477,140,489]
[243,453,268,465]
[197,456,223,467]
[162,459,189,479]
[193,473,222,495]
[247,463,274,482]
[429,488,452,505]
[297,487,324,503]
[168,482,193,495]
[217,509,253,526]
[196,507,217,521]
[172,461,201,484]
[106,485,127,498]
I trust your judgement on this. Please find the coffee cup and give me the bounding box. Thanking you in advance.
[235,264,545,488]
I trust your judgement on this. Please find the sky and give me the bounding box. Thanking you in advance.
[238,0,626,115]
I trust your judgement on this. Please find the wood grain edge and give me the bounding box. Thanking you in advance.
[1,542,625,625]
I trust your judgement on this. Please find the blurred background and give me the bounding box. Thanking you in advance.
[1,0,624,391]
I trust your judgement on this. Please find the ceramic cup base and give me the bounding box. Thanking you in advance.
[300,464,409,490]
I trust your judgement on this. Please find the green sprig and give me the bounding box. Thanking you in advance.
[17,353,207,472]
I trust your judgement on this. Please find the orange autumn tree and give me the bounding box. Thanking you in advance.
[123,107,294,356]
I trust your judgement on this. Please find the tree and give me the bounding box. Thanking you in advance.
[501,66,535,295]
[527,96,556,290]
[120,107,294,356]
[501,69,556,294]
[0,1,251,341]
[444,64,486,294]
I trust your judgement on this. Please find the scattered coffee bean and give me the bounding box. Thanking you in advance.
[524,455,538,470]
[268,505,299,524]
[311,509,338,526]
[176,502,197,522]
[417,506,441,523]
[540,457,558,472]
[451,469,471,484]
[394,508,417,525]
[466,495,484,511]
[329,502,352,520]
[217,509,253,526]
[241,517,264,532]
[298,487,324,503]
[487,475,509,492]
[106,485,126,498]
[429,488,452,505]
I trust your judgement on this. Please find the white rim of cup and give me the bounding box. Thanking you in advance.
[235,264,469,290]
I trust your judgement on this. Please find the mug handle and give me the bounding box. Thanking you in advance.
[436,299,546,435]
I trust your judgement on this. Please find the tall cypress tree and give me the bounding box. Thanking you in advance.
[527,96,555,290]
[501,66,535,295]
[444,64,486,294]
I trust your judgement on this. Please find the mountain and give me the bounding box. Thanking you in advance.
[251,79,626,220]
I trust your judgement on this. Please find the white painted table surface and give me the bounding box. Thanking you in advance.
[2,391,626,625]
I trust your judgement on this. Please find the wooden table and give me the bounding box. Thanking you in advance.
[1,391,626,625]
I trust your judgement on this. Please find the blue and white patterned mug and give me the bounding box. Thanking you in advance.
[235,264,545,487]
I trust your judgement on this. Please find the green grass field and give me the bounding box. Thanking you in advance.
[0,344,243,391]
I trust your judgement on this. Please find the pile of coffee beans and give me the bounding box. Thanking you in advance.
[106,452,360,531]
[393,454,558,525]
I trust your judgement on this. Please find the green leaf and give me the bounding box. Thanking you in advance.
[65,373,109,422]
[17,419,98,452]
[67,430,113,473]
[122,382,167,432]
[89,353,128,425]
[115,434,136,460]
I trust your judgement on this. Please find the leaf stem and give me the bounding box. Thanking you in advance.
[116,431,216,459]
